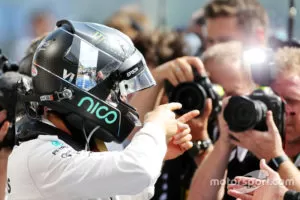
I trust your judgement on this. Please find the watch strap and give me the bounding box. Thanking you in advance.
[268,154,289,171]
[188,139,212,158]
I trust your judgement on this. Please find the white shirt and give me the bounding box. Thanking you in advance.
[229,147,248,163]
[7,122,167,200]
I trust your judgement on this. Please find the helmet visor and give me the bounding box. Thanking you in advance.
[75,39,98,91]
[63,32,155,95]
[119,61,156,96]
[66,35,122,91]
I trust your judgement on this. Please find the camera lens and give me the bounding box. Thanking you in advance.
[224,96,267,132]
[170,82,207,115]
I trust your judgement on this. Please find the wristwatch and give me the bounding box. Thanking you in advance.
[268,154,289,171]
[188,139,212,158]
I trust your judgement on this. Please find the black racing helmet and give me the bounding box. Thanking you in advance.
[30,20,155,143]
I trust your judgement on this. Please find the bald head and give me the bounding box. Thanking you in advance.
[202,41,255,96]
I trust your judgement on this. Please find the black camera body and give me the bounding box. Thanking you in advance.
[0,49,25,149]
[224,88,285,138]
[0,49,19,74]
[165,70,221,119]
[0,72,22,149]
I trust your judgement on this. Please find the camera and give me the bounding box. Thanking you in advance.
[223,88,285,138]
[0,49,19,74]
[0,72,23,149]
[0,49,26,149]
[165,68,221,119]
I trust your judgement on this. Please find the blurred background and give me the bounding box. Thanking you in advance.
[0,0,297,62]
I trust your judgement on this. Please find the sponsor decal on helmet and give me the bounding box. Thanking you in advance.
[63,69,75,82]
[93,32,105,44]
[126,67,138,78]
[31,66,38,77]
[77,96,118,124]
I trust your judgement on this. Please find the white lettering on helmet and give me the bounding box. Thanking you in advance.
[63,69,75,82]
[126,67,138,78]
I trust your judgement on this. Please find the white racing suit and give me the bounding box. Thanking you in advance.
[7,121,167,200]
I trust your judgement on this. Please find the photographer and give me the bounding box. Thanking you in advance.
[187,0,270,199]
[202,41,256,96]
[229,47,300,191]
[205,0,268,49]
[225,98,300,191]
[189,46,300,200]
[188,41,259,200]
[130,30,212,200]
[271,47,300,162]
[6,20,198,200]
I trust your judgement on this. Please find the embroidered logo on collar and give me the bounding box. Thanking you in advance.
[51,140,63,147]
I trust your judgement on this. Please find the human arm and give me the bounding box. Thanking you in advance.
[187,141,231,200]
[28,103,191,199]
[230,111,300,191]
[188,98,235,200]
[188,99,213,165]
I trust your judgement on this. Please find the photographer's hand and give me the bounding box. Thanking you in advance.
[188,98,234,200]
[188,99,212,141]
[229,111,284,162]
[152,56,206,86]
[229,111,300,190]
[187,99,214,165]
[218,97,236,150]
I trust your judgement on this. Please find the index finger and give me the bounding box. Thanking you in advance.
[177,110,200,123]
[184,56,206,76]
[222,96,231,108]
[266,111,279,134]
[162,103,183,111]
